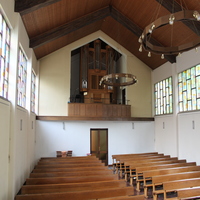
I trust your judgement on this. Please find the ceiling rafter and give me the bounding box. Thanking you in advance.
[156,0,200,35]
[29,5,176,63]
[30,6,111,48]
[15,0,62,15]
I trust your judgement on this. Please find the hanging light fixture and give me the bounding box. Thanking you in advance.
[138,1,200,58]
[99,73,137,87]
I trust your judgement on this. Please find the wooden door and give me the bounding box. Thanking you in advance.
[90,129,108,165]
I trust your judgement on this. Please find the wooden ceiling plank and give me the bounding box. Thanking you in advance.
[157,0,200,35]
[15,0,62,15]
[30,6,110,48]
[110,6,176,63]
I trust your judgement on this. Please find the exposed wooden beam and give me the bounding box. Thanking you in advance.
[15,0,62,15]
[110,6,176,63]
[30,6,110,48]
[29,4,176,63]
[157,0,200,35]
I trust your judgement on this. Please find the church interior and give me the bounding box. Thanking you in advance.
[0,0,200,199]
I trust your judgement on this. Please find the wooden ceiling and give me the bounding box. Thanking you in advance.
[15,0,200,70]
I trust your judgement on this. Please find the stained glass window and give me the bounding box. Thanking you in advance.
[0,12,11,99]
[178,64,200,112]
[17,48,27,108]
[154,77,173,115]
[31,71,36,113]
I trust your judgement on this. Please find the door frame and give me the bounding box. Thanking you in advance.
[90,128,108,165]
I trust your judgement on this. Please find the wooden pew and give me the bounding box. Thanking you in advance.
[158,178,200,200]
[37,159,102,165]
[175,187,200,200]
[136,163,197,191]
[124,157,185,182]
[98,194,145,200]
[112,152,159,164]
[151,171,200,200]
[142,164,198,196]
[114,154,166,175]
[26,174,119,185]
[30,169,113,178]
[32,166,108,173]
[117,156,175,177]
[15,187,134,200]
[21,179,127,194]
[125,159,187,182]
[39,155,98,161]
[112,152,160,173]
[34,162,105,168]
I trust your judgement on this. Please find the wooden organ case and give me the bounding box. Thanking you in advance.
[68,39,131,118]
[80,39,117,104]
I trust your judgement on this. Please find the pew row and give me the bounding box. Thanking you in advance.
[26,174,119,185]
[158,178,200,200]
[15,187,134,200]
[128,160,189,184]
[151,171,200,200]
[142,165,199,196]
[21,179,127,194]
[34,162,105,169]
[98,194,145,200]
[175,187,200,200]
[115,154,168,175]
[30,169,113,178]
[32,166,108,173]
[137,163,198,192]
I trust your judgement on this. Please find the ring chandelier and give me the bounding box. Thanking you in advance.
[99,73,137,87]
[138,10,200,58]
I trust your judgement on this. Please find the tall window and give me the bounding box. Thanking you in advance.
[31,70,36,113]
[17,48,27,108]
[0,12,11,99]
[178,64,200,112]
[154,77,173,115]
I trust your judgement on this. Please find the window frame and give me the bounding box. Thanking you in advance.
[17,47,28,108]
[178,64,200,113]
[31,70,36,113]
[0,11,11,99]
[154,76,173,116]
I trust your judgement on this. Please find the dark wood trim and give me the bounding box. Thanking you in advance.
[15,0,62,15]
[157,0,200,35]
[36,116,154,121]
[30,6,110,48]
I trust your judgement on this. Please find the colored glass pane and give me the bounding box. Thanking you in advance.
[17,48,27,107]
[154,77,173,115]
[197,76,200,98]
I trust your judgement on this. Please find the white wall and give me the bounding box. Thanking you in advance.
[0,99,10,200]
[36,120,155,165]
[39,31,152,117]
[152,47,200,163]
[0,1,38,200]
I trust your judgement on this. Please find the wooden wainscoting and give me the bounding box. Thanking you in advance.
[68,103,131,118]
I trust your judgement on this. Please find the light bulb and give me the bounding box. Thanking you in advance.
[148,52,151,57]
[161,54,164,59]
[169,14,175,25]
[149,23,155,33]
[193,11,200,21]
[139,44,143,52]
[138,36,142,43]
